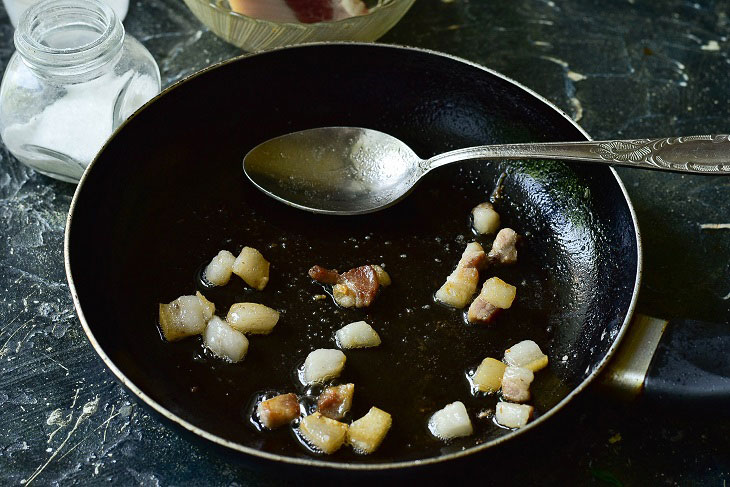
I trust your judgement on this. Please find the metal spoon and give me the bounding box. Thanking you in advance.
[243,127,730,215]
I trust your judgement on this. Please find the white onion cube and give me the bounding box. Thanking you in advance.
[203,316,249,363]
[495,402,533,429]
[203,250,236,286]
[303,349,346,384]
[503,340,549,372]
[428,401,473,440]
[335,321,381,349]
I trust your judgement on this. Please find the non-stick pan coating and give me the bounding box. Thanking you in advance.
[66,44,639,468]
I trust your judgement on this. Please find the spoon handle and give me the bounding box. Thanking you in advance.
[427,134,730,174]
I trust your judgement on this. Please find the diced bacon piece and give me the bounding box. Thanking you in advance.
[481,277,517,309]
[203,316,249,363]
[299,412,348,454]
[158,291,215,341]
[435,266,479,308]
[332,283,356,308]
[347,407,392,454]
[471,202,500,235]
[303,349,346,384]
[257,393,300,429]
[203,250,236,286]
[435,242,485,308]
[503,340,549,372]
[335,321,381,349]
[428,401,473,440]
[501,366,534,403]
[309,264,384,308]
[495,402,534,429]
[316,383,354,420]
[372,265,391,286]
[226,303,280,335]
[467,294,501,324]
[308,265,339,284]
[233,246,270,290]
[471,357,506,393]
[488,228,519,265]
[339,265,379,307]
[459,242,487,269]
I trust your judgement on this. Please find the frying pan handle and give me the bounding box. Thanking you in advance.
[597,314,730,405]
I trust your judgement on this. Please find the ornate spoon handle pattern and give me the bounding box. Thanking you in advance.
[428,134,730,174]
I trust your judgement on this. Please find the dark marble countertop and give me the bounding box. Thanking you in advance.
[1,1,729,485]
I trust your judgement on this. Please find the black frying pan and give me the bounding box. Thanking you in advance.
[64,43,641,469]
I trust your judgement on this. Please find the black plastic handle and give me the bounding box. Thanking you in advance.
[643,319,730,405]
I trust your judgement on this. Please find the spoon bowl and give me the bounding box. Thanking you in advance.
[243,127,423,214]
[244,127,730,215]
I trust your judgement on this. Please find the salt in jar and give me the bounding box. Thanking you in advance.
[0,0,160,182]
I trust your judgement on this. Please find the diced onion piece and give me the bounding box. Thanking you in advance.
[257,393,300,429]
[495,402,534,429]
[472,357,506,393]
[232,246,270,290]
[435,266,479,308]
[317,383,354,420]
[203,316,249,363]
[226,303,280,335]
[303,349,346,384]
[428,401,473,440]
[372,265,391,286]
[482,277,516,309]
[299,412,348,454]
[203,250,236,286]
[503,340,549,372]
[472,202,500,235]
[501,366,534,403]
[335,321,381,349]
[347,407,392,454]
[158,292,215,341]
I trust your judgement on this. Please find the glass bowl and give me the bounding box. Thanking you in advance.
[181,0,415,51]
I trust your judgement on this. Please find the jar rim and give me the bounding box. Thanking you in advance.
[14,0,124,76]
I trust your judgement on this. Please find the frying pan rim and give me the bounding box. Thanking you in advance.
[64,41,643,470]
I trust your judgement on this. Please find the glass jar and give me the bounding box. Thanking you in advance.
[2,0,129,27]
[0,0,160,182]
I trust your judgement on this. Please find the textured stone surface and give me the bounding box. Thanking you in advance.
[0,0,729,485]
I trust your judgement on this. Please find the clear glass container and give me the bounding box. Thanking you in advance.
[2,0,129,27]
[0,0,160,182]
